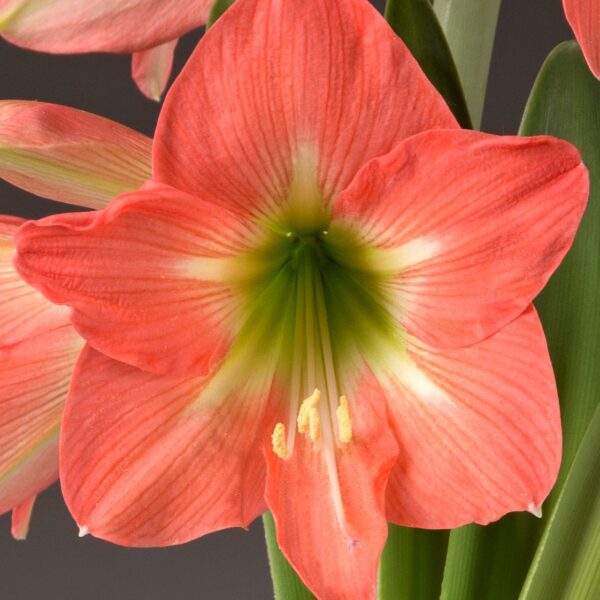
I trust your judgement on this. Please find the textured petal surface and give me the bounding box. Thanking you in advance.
[383,306,561,529]
[132,39,178,101]
[0,218,81,518]
[0,322,83,516]
[0,101,152,209]
[0,0,211,53]
[155,0,457,216]
[61,346,277,546]
[265,369,398,600]
[11,495,36,539]
[564,0,600,78]
[335,129,588,349]
[0,216,70,344]
[15,183,259,376]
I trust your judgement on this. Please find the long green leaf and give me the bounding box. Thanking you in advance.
[520,41,600,496]
[441,39,600,600]
[379,525,448,600]
[520,403,600,599]
[440,514,540,600]
[263,513,316,600]
[516,40,600,598]
[385,0,471,128]
[433,0,502,129]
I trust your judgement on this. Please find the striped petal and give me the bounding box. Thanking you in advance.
[0,216,82,522]
[132,39,178,101]
[564,0,600,78]
[265,367,398,600]
[334,129,588,349]
[0,216,69,345]
[60,346,277,546]
[11,495,36,540]
[0,101,152,209]
[15,183,263,377]
[0,0,211,53]
[0,324,82,517]
[383,306,561,528]
[155,0,457,217]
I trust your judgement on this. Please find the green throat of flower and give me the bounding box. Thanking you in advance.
[217,160,401,467]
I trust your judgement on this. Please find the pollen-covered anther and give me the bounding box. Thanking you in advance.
[272,422,289,459]
[298,388,321,442]
[336,395,353,444]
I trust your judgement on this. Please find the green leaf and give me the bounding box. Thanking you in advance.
[207,0,235,29]
[517,41,600,599]
[520,403,600,599]
[263,513,316,600]
[379,525,448,600]
[440,515,540,600]
[441,39,600,600]
[385,0,471,128]
[433,0,502,129]
[520,40,600,505]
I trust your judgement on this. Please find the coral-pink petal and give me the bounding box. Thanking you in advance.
[0,0,211,53]
[15,183,256,377]
[0,217,81,517]
[60,346,275,546]
[564,0,600,79]
[0,215,71,345]
[265,369,398,600]
[335,129,588,349]
[11,495,36,540]
[384,306,561,528]
[0,101,152,209]
[0,324,83,516]
[132,39,178,101]
[154,0,457,216]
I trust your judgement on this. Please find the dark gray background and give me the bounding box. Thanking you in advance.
[0,1,571,598]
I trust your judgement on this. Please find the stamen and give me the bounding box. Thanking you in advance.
[272,422,289,459]
[336,395,353,444]
[297,388,321,441]
[309,408,321,442]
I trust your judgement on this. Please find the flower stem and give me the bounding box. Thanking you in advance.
[433,0,502,129]
[379,524,449,599]
[263,512,315,600]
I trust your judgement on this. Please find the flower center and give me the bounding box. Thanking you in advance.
[215,155,400,465]
[224,205,397,460]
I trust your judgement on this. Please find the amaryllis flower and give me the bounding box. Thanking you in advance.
[0,100,152,537]
[0,0,213,99]
[12,0,588,597]
[563,0,600,78]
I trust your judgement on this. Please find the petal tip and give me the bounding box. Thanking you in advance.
[78,524,89,537]
[527,503,543,519]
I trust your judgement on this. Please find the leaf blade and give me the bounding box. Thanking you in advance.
[385,0,472,128]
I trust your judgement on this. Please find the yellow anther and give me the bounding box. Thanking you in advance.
[272,422,288,459]
[308,408,321,442]
[297,388,321,435]
[336,395,353,444]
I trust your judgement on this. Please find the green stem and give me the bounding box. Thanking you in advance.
[263,513,316,600]
[379,524,449,599]
[433,0,502,129]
